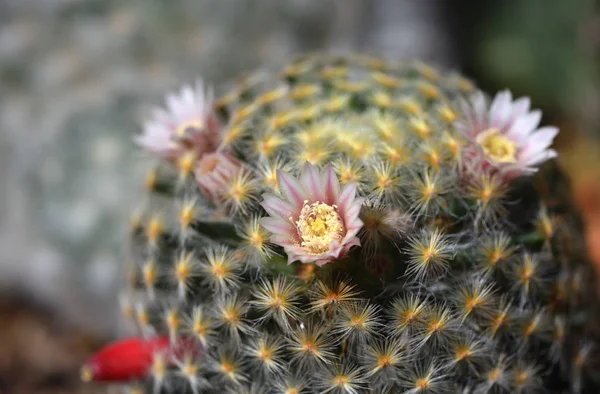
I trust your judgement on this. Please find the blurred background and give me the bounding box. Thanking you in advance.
[0,0,599,392]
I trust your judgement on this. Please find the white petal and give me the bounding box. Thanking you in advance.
[300,162,325,202]
[260,217,296,235]
[321,165,340,205]
[261,194,295,219]
[506,110,542,142]
[489,90,513,128]
[338,183,357,217]
[528,126,559,149]
[510,96,531,121]
[520,126,559,158]
[166,93,183,119]
[523,148,558,166]
[276,170,307,208]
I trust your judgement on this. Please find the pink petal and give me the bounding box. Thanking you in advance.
[313,249,340,266]
[261,194,296,219]
[509,96,531,122]
[181,86,195,109]
[260,217,296,236]
[321,165,341,205]
[519,127,559,158]
[522,149,558,166]
[151,108,174,128]
[166,93,183,119]
[489,90,512,128]
[300,162,325,202]
[342,236,361,250]
[271,236,299,248]
[345,219,364,233]
[286,251,299,264]
[343,197,364,220]
[298,253,319,264]
[527,126,559,149]
[338,183,358,218]
[285,246,308,264]
[344,219,364,238]
[506,110,542,142]
[276,170,307,208]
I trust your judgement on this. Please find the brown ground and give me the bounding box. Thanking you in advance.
[0,292,107,394]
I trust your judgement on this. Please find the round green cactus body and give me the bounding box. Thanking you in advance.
[100,53,599,393]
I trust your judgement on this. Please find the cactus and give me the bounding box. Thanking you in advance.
[83,53,600,393]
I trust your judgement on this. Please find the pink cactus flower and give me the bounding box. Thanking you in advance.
[456,90,559,179]
[260,163,364,266]
[135,80,221,160]
[195,152,241,204]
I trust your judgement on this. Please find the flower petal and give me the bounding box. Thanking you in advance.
[261,194,296,219]
[338,182,358,218]
[276,170,307,208]
[489,90,513,128]
[506,110,542,142]
[259,217,296,236]
[321,165,341,205]
[300,162,326,202]
[519,126,559,160]
[509,96,531,122]
[523,148,558,166]
[526,126,559,150]
[342,236,361,251]
[137,80,220,160]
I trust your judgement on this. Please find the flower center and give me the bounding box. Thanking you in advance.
[296,201,344,254]
[176,120,204,138]
[476,128,517,164]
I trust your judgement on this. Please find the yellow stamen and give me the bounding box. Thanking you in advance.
[296,201,345,254]
[476,128,517,164]
[176,120,204,137]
